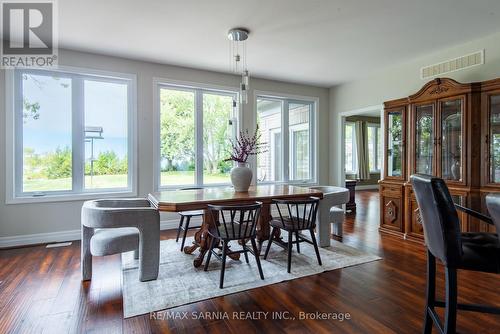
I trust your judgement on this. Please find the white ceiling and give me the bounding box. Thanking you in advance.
[59,0,500,87]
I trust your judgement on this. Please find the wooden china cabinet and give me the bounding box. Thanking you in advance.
[379,77,500,241]
[379,99,407,236]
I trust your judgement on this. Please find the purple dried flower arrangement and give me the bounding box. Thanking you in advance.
[225,125,267,163]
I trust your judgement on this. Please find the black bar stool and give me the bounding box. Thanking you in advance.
[204,202,264,289]
[264,197,322,273]
[411,174,500,334]
[176,187,203,251]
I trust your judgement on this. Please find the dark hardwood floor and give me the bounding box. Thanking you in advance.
[1,190,499,333]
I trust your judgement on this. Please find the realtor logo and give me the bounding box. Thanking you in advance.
[1,0,58,68]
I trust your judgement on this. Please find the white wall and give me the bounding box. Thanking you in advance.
[0,49,330,246]
[329,30,500,186]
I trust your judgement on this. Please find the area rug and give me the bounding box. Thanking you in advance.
[121,236,381,318]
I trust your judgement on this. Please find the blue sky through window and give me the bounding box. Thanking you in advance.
[22,74,128,158]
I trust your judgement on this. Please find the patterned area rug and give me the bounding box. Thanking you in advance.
[121,236,381,318]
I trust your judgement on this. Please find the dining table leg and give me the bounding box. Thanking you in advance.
[183,215,207,267]
[184,209,240,268]
[255,202,280,254]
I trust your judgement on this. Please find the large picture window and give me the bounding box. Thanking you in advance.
[156,82,238,188]
[344,121,381,176]
[344,122,357,174]
[9,68,136,200]
[256,95,316,183]
[367,123,382,172]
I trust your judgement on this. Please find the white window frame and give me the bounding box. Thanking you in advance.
[153,78,240,190]
[5,66,137,204]
[367,123,381,173]
[269,128,282,181]
[254,91,318,185]
[345,121,357,175]
[289,122,310,181]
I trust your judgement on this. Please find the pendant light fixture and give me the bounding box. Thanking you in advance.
[228,28,250,104]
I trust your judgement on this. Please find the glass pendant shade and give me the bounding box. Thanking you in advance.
[228,28,250,104]
[240,82,248,104]
[239,70,249,104]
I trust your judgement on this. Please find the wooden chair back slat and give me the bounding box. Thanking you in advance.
[273,197,320,231]
[208,202,262,240]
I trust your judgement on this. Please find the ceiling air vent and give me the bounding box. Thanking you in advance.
[421,50,484,79]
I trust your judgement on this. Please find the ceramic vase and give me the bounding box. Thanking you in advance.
[230,162,252,192]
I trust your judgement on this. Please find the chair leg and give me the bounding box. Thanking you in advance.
[310,228,322,266]
[133,249,139,260]
[138,223,160,282]
[81,225,93,281]
[243,243,249,264]
[264,227,275,260]
[251,238,264,280]
[204,237,216,272]
[287,231,293,273]
[220,241,227,289]
[423,250,436,334]
[444,266,458,334]
[295,232,301,253]
[180,216,191,251]
[176,215,184,242]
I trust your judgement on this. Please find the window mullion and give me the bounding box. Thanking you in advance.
[283,100,290,182]
[14,71,24,196]
[72,76,84,193]
[195,89,204,186]
[375,127,379,171]
[309,102,315,182]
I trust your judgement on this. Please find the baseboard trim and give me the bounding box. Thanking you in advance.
[0,219,182,249]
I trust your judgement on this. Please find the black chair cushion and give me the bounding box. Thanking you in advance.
[208,222,253,240]
[270,217,314,231]
[459,232,500,274]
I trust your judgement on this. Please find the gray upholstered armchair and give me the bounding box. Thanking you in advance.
[81,198,160,282]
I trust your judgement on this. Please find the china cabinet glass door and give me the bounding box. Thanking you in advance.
[489,95,500,183]
[440,98,463,182]
[387,110,403,177]
[415,104,435,175]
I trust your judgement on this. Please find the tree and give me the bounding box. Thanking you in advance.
[23,147,43,180]
[44,147,72,179]
[22,74,68,122]
[202,94,233,174]
[23,99,40,122]
[159,90,195,170]
[93,151,121,175]
[85,152,128,176]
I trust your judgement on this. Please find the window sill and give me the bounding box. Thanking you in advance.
[346,172,381,176]
[6,190,138,205]
[257,180,318,186]
[157,183,232,191]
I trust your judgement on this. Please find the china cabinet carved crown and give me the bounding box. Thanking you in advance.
[379,77,500,241]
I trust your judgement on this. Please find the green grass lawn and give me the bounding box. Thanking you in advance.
[160,171,229,186]
[23,171,230,192]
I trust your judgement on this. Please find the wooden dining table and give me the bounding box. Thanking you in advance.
[148,184,323,268]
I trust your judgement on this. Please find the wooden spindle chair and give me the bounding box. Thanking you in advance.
[176,187,204,251]
[264,197,322,273]
[204,202,265,289]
